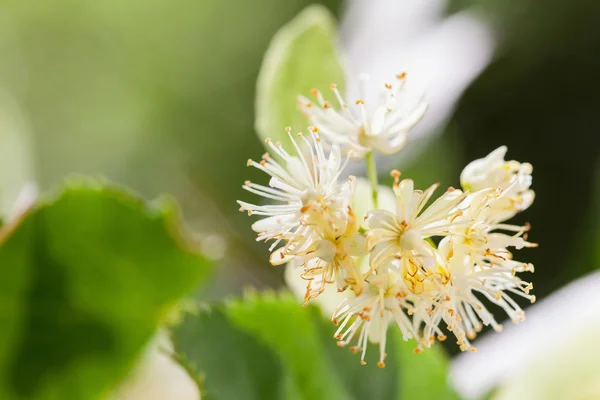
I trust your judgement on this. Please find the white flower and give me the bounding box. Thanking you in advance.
[298,75,428,158]
[365,173,466,293]
[284,206,367,301]
[418,236,534,352]
[284,177,396,315]
[460,146,534,222]
[448,189,537,273]
[238,128,353,260]
[413,187,536,352]
[332,273,419,367]
[340,0,494,147]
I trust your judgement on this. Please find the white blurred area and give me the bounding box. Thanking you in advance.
[339,0,495,169]
[108,331,200,400]
[0,92,36,217]
[450,271,600,400]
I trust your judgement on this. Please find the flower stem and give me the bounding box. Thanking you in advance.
[365,151,379,209]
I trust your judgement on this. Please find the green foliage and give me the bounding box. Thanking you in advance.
[0,0,343,213]
[0,179,211,400]
[227,291,348,399]
[173,291,460,400]
[172,306,284,400]
[255,5,345,150]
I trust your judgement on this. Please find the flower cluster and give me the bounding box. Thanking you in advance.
[239,74,536,367]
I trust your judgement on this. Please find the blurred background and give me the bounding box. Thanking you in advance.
[0,0,598,355]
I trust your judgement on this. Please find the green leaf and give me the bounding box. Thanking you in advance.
[175,291,459,400]
[255,4,345,148]
[393,330,460,400]
[0,178,211,400]
[172,306,285,400]
[226,291,349,400]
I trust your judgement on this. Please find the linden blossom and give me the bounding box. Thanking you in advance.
[365,171,468,294]
[332,274,419,368]
[460,145,535,222]
[290,206,367,302]
[239,87,538,363]
[238,127,367,302]
[298,73,428,158]
[238,128,354,257]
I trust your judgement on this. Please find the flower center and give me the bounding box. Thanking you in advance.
[399,228,422,251]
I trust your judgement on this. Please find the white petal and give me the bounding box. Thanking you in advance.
[395,179,414,221]
[365,209,398,230]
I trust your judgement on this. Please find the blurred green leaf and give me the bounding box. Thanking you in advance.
[0,179,211,400]
[172,306,285,400]
[226,291,349,399]
[255,4,345,149]
[393,330,460,400]
[174,291,459,399]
